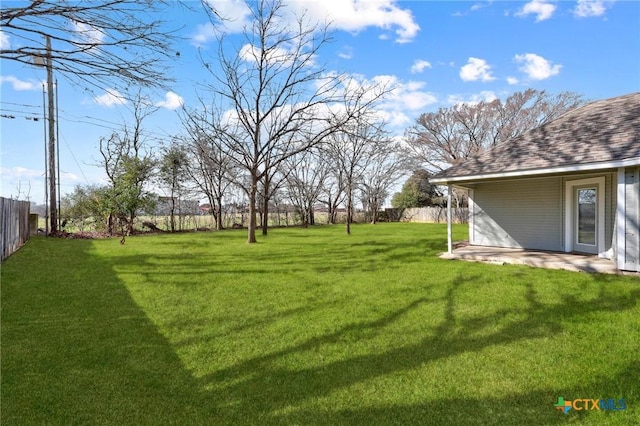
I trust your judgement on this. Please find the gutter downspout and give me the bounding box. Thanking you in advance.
[447,184,452,254]
[616,167,624,269]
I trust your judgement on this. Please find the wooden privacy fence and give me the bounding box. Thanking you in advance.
[1,197,31,261]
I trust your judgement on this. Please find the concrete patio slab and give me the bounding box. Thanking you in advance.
[440,244,626,275]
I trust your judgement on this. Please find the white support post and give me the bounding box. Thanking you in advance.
[447,184,452,254]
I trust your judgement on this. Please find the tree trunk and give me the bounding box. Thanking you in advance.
[370,196,378,225]
[107,214,114,235]
[261,175,270,235]
[309,202,315,225]
[327,194,337,225]
[247,178,258,243]
[169,197,176,232]
[261,200,269,235]
[345,185,352,235]
[215,195,223,230]
[216,209,223,231]
[128,211,135,235]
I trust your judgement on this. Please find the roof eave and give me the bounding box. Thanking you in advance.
[430,157,640,185]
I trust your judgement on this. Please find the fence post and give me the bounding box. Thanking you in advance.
[30,214,39,236]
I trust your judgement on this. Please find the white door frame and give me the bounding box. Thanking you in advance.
[564,176,605,257]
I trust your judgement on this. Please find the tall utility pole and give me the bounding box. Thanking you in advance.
[45,36,57,234]
[42,84,49,237]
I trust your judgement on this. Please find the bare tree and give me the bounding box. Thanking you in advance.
[319,163,347,225]
[193,0,388,243]
[1,1,183,93]
[326,113,391,234]
[284,149,328,227]
[257,158,292,234]
[181,105,238,231]
[405,89,585,172]
[359,140,409,224]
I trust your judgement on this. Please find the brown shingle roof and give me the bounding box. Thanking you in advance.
[432,92,640,181]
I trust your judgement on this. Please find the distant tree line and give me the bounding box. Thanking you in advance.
[61,86,583,235]
[396,89,584,209]
[10,0,584,239]
[60,0,409,239]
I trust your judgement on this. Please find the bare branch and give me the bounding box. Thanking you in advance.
[186,0,390,242]
[405,89,585,172]
[1,1,187,94]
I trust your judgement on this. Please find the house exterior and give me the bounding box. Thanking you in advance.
[430,92,640,272]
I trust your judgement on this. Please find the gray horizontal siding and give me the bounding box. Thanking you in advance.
[471,177,562,250]
[623,167,639,270]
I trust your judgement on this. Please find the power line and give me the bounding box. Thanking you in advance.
[59,133,90,185]
[2,87,182,143]
[2,107,173,139]
[58,111,176,140]
[0,107,43,119]
[0,113,42,120]
[0,101,41,109]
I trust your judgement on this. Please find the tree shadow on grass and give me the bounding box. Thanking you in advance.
[3,237,638,425]
[110,234,447,278]
[194,273,640,424]
[274,361,640,425]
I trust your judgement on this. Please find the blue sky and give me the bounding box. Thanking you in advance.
[1,0,639,204]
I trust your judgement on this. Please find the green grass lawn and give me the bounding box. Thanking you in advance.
[1,223,638,425]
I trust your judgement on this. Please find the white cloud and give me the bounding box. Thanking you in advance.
[1,167,80,200]
[322,73,436,128]
[192,23,216,47]
[515,53,561,80]
[410,59,432,74]
[381,78,437,127]
[516,0,556,22]
[459,57,495,82]
[94,89,127,107]
[61,171,80,183]
[72,21,105,45]
[299,1,420,43]
[0,30,10,49]
[447,91,498,106]
[1,166,43,179]
[156,91,184,110]
[574,0,612,18]
[0,75,38,91]
[471,1,494,12]
[192,0,254,45]
[204,0,253,31]
[0,167,41,200]
[338,47,353,60]
[198,1,420,44]
[239,43,302,67]
[506,76,519,85]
